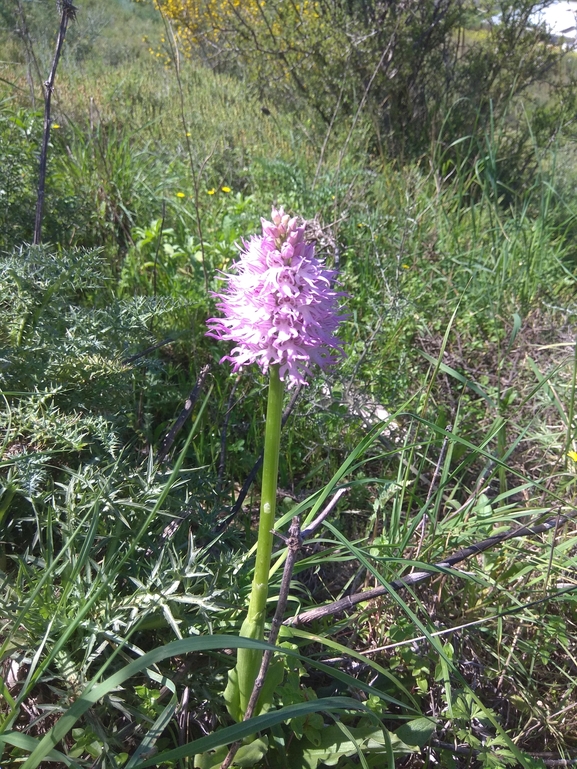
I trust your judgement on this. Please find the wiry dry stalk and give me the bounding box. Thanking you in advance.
[33,0,77,245]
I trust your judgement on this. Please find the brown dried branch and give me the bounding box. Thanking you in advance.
[157,364,211,463]
[286,508,577,626]
[33,1,77,244]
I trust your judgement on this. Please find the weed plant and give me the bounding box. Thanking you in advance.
[1,9,577,767]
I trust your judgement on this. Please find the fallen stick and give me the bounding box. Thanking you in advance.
[286,508,576,625]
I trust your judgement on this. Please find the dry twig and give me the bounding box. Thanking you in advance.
[33,0,77,244]
[286,508,577,625]
[157,364,211,463]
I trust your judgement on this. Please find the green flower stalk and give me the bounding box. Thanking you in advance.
[227,363,284,719]
[207,207,346,720]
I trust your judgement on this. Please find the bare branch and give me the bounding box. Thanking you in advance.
[157,364,211,463]
[33,1,78,244]
[286,508,577,626]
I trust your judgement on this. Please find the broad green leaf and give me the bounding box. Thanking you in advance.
[291,723,415,769]
[194,738,268,769]
[394,717,436,748]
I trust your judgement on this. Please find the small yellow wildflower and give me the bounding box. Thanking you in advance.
[568,450,577,462]
[221,186,231,193]
[402,264,410,269]
[176,191,186,198]
[207,188,216,195]
[186,132,191,137]
[52,123,61,129]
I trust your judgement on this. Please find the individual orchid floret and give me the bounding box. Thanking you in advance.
[206,207,346,387]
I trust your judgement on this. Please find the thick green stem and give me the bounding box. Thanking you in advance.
[246,364,284,626]
[227,364,285,719]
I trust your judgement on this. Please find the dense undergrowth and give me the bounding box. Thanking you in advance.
[1,1,577,767]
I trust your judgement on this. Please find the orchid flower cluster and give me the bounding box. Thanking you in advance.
[207,207,346,723]
[207,207,345,387]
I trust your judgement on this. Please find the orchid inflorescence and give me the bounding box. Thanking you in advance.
[207,207,345,387]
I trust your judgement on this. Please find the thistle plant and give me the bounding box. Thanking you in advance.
[207,207,345,720]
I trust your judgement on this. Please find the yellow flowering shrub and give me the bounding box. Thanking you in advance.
[152,0,567,166]
[153,0,347,122]
[156,0,258,53]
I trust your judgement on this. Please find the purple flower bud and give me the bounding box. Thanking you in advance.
[206,207,346,387]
